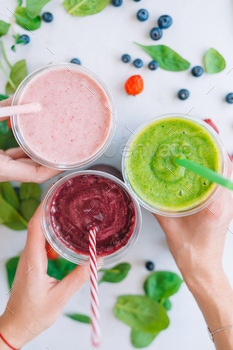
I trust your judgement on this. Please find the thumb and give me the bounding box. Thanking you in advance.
[55,265,90,302]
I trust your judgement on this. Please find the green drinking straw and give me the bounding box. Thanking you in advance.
[176,158,233,191]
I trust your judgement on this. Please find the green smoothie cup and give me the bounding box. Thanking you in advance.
[122,114,228,217]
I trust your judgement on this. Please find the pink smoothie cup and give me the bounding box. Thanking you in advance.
[10,63,116,170]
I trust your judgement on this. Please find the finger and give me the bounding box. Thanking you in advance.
[5,147,28,159]
[55,265,90,302]
[0,97,13,121]
[0,155,63,183]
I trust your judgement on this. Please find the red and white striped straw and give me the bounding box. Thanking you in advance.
[89,227,101,347]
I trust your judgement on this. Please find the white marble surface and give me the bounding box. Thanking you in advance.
[0,0,233,349]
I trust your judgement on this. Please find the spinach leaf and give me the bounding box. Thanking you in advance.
[63,0,109,17]
[0,20,10,37]
[18,0,23,6]
[134,43,190,71]
[0,182,19,210]
[144,271,183,300]
[131,329,159,348]
[204,48,226,74]
[15,7,41,31]
[19,183,41,201]
[99,263,131,284]
[5,256,20,288]
[19,199,40,221]
[113,295,169,333]
[47,258,77,280]
[161,298,172,311]
[0,191,27,230]
[0,94,9,101]
[0,120,18,150]
[26,0,51,19]
[66,314,91,324]
[6,59,27,95]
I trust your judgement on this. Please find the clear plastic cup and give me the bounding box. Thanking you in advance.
[122,113,228,217]
[11,63,116,170]
[41,170,142,267]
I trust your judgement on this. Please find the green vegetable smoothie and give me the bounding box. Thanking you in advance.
[126,117,221,211]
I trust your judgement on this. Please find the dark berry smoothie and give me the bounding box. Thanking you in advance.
[50,174,136,256]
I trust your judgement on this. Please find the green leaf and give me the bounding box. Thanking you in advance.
[19,183,41,201]
[14,7,41,31]
[19,199,40,221]
[144,271,183,301]
[134,43,190,72]
[131,329,159,348]
[113,295,169,333]
[26,0,51,19]
[204,48,226,74]
[0,121,18,150]
[0,20,10,37]
[18,0,23,6]
[6,59,27,95]
[63,0,109,17]
[5,256,20,288]
[66,314,91,324]
[99,263,131,284]
[0,182,19,210]
[47,258,77,280]
[0,94,9,101]
[161,298,172,311]
[0,191,27,230]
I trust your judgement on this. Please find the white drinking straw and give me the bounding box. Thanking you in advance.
[0,103,41,119]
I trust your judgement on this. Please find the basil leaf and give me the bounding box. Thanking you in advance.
[144,271,183,300]
[63,0,109,17]
[0,191,27,230]
[161,298,172,311]
[113,295,169,333]
[19,199,40,222]
[19,183,41,201]
[204,48,226,74]
[0,94,9,101]
[0,20,10,37]
[131,329,159,348]
[0,121,18,150]
[6,59,27,95]
[26,0,51,19]
[47,258,77,280]
[15,7,41,31]
[0,182,19,210]
[99,263,131,284]
[5,256,20,288]
[135,43,190,71]
[66,314,91,324]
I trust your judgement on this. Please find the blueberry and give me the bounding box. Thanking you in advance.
[178,89,189,100]
[158,15,172,29]
[111,0,123,6]
[145,261,155,271]
[19,34,30,44]
[42,12,53,23]
[133,59,143,68]
[226,93,233,104]
[122,54,131,63]
[191,66,204,77]
[150,27,163,40]
[148,60,159,70]
[13,187,20,197]
[137,9,149,21]
[71,58,81,65]
[133,0,141,1]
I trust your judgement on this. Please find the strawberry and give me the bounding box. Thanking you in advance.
[204,119,219,134]
[46,241,60,260]
[228,154,233,162]
[125,75,143,95]
[7,119,12,130]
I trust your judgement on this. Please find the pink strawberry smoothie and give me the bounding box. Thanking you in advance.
[17,67,112,165]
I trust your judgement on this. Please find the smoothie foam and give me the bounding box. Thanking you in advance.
[17,67,112,165]
[50,174,136,256]
[126,117,221,211]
